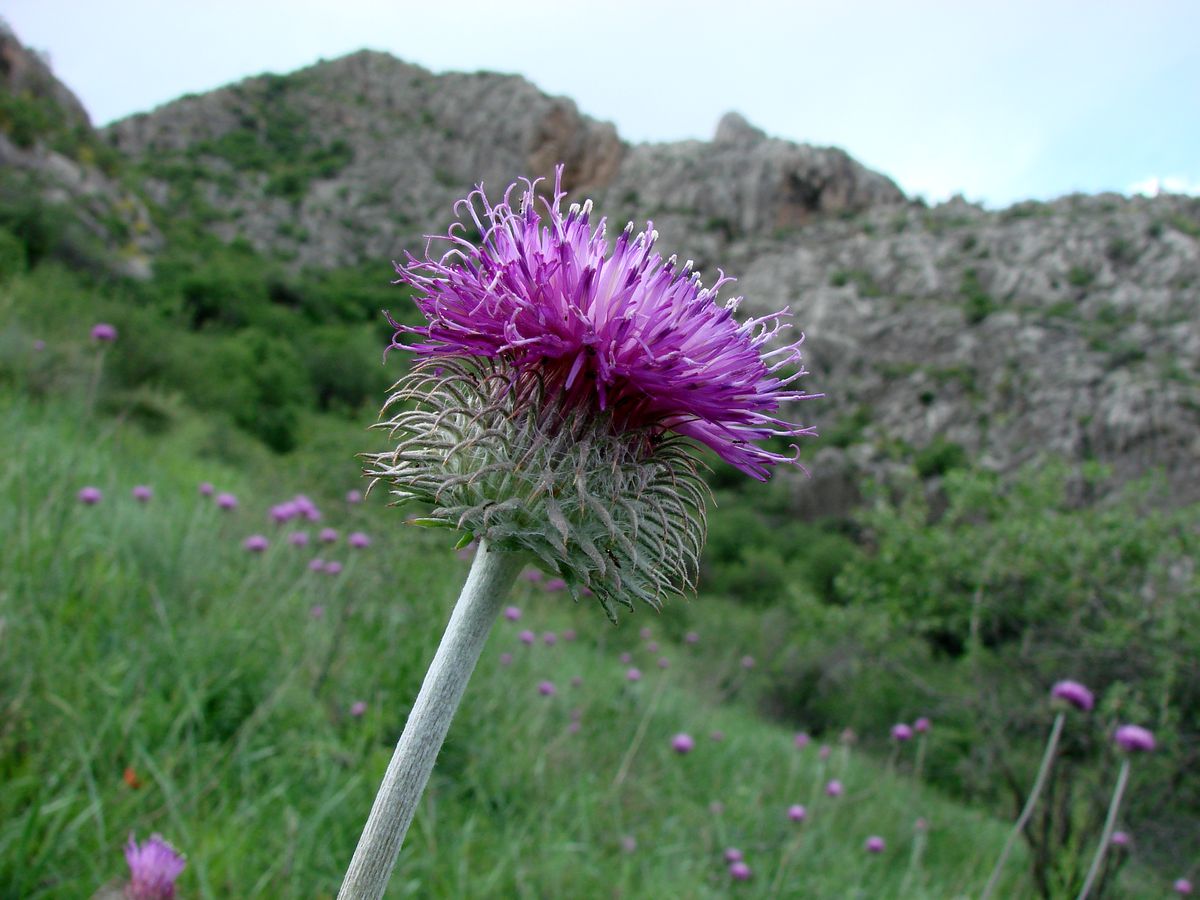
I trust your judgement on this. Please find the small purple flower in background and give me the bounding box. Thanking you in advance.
[729,861,752,881]
[819,744,832,760]
[741,655,756,670]
[78,486,102,505]
[891,723,914,742]
[243,535,269,553]
[289,531,310,547]
[319,527,339,544]
[787,804,807,822]
[346,489,363,504]
[33,338,46,351]
[724,848,743,863]
[570,675,583,687]
[324,561,343,575]
[685,631,700,645]
[1175,878,1194,895]
[90,323,118,342]
[544,577,566,592]
[518,630,535,646]
[647,640,659,653]
[640,627,653,640]
[626,668,642,682]
[562,628,576,641]
[840,727,857,745]
[1051,680,1095,712]
[198,482,214,496]
[348,531,371,549]
[310,604,325,619]
[350,701,367,718]
[503,606,522,621]
[671,733,695,754]
[308,557,325,572]
[124,833,185,899]
[132,485,152,503]
[1114,724,1155,752]
[865,836,886,854]
[657,657,670,669]
[619,652,632,664]
[1110,831,1131,847]
[914,716,931,733]
[270,501,298,523]
[825,779,844,797]
[794,731,811,749]
[216,492,238,510]
[543,632,557,646]
[709,730,725,742]
[521,568,543,582]
[567,720,581,734]
[293,495,320,521]
[537,680,556,697]
[621,835,637,853]
[498,652,513,666]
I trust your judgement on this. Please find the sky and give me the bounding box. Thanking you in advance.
[5,0,1199,208]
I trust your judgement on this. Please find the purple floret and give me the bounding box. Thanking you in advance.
[1051,679,1095,712]
[388,167,818,480]
[124,833,185,899]
[1113,724,1155,753]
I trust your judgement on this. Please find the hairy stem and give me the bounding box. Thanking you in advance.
[337,540,523,900]
[981,711,1066,900]
[1076,758,1131,900]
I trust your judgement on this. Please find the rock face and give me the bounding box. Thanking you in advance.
[7,33,1200,507]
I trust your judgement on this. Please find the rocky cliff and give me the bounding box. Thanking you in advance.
[6,31,1198,507]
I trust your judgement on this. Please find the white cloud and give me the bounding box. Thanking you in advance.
[1128,175,1200,197]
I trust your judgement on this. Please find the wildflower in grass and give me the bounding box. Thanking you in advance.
[198,482,214,496]
[325,561,343,575]
[518,629,535,645]
[640,627,653,640]
[710,730,725,741]
[132,485,152,503]
[289,531,310,547]
[346,489,363,504]
[647,640,659,653]
[657,657,670,669]
[1078,725,1157,899]
[309,558,325,572]
[537,680,556,697]
[320,527,339,544]
[891,723,913,742]
[672,733,695,754]
[216,492,237,510]
[621,836,637,853]
[1110,831,1131,847]
[819,745,832,760]
[349,531,371,548]
[724,848,744,863]
[1051,679,1095,712]
[503,606,522,622]
[243,535,269,552]
[33,338,45,351]
[123,834,185,900]
[562,628,577,641]
[350,701,367,718]
[499,652,512,666]
[787,804,807,822]
[729,861,752,881]
[271,501,298,523]
[543,632,557,645]
[1176,878,1194,895]
[344,167,816,897]
[570,675,582,687]
[91,323,118,342]
[914,716,931,733]
[685,631,699,644]
[521,568,543,582]
[865,836,886,854]
[310,604,325,619]
[626,667,642,682]
[825,779,844,797]
[78,486,102,505]
[567,720,581,734]
[794,732,810,749]
[544,577,567,592]
[620,652,632,664]
[741,655,756,669]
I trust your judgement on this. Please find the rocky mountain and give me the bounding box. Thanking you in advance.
[5,28,1199,508]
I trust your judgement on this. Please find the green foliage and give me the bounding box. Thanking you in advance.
[1067,266,1095,289]
[960,268,996,324]
[913,436,968,478]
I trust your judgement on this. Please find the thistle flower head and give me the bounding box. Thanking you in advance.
[729,861,752,881]
[891,723,914,742]
[369,167,817,619]
[1175,878,1194,895]
[124,833,185,899]
[1051,679,1095,712]
[132,485,152,503]
[914,716,931,733]
[671,733,695,754]
[1114,724,1155,753]
[78,486,102,505]
[91,322,118,342]
[865,836,886,854]
[787,804,807,822]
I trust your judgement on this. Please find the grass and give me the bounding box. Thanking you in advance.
[0,382,1043,898]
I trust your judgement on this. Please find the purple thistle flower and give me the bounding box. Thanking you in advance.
[345,489,363,504]
[520,568,543,582]
[570,675,583,687]
[865,836,886,854]
[685,631,700,645]
[567,720,581,734]
[639,627,653,640]
[1051,680,1095,712]
[518,629,535,646]
[319,527,339,544]
[124,833,185,899]
[914,716,931,733]
[619,652,632,664]
[657,657,670,669]
[709,730,725,741]
[621,835,637,853]
[1175,878,1194,895]
[348,531,371,548]
[819,744,832,760]
[562,628,577,641]
[671,733,695,754]
[794,731,811,749]
[891,723,914,742]
[198,482,214,496]
[825,779,844,797]
[324,560,343,575]
[243,535,269,552]
[1113,724,1155,753]
[543,577,567,593]
[1110,831,1131,847]
[647,640,659,653]
[77,486,102,505]
[724,847,743,863]
[537,680,556,697]
[626,668,642,682]
[270,501,298,523]
[503,606,522,621]
[132,485,152,503]
[499,652,513,666]
[215,492,237,510]
[91,322,118,342]
[787,804,807,822]
[308,557,325,572]
[741,655,756,670]
[33,338,45,351]
[350,701,367,718]
[543,632,557,646]
[388,167,816,480]
[310,603,325,619]
[729,861,752,881]
[289,531,310,547]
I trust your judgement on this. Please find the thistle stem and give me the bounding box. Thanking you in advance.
[337,540,523,900]
[981,711,1066,900]
[1076,758,1131,900]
